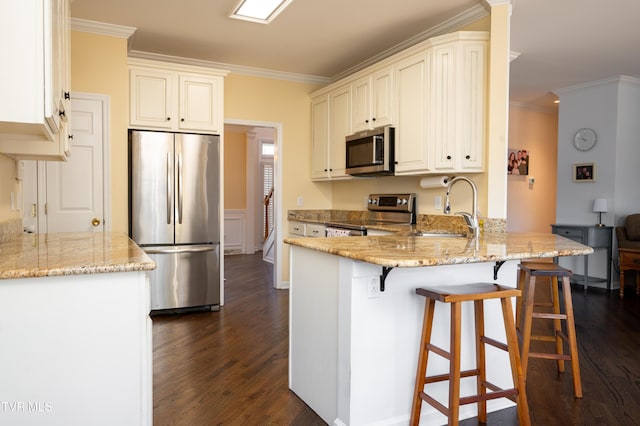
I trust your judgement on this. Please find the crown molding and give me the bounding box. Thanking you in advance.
[554,75,640,96]
[128,50,330,85]
[331,4,489,81]
[71,18,136,39]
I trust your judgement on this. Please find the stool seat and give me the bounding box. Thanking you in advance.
[411,282,530,426]
[517,262,582,398]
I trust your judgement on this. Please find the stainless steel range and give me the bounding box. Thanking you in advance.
[325,193,416,236]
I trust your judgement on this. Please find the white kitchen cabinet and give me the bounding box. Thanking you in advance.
[310,85,353,181]
[310,95,329,179]
[129,58,227,134]
[0,0,71,160]
[328,84,352,179]
[431,39,486,172]
[309,31,488,177]
[394,51,431,174]
[351,67,394,132]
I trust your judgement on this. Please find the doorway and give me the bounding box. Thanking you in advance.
[223,119,283,289]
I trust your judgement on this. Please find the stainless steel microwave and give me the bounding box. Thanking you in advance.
[345,126,395,176]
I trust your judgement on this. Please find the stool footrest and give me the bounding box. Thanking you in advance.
[426,343,450,360]
[531,335,560,342]
[529,351,572,361]
[532,312,567,320]
[459,387,519,406]
[419,391,448,417]
[424,368,480,385]
[482,336,508,352]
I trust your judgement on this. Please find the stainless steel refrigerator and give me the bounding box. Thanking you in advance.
[129,130,220,312]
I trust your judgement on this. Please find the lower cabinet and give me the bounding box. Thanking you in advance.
[0,271,152,425]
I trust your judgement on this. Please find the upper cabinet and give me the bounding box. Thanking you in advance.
[0,0,71,160]
[351,67,394,132]
[310,85,353,181]
[429,38,486,173]
[129,58,228,134]
[310,31,488,178]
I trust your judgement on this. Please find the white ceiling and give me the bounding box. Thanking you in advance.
[71,0,640,108]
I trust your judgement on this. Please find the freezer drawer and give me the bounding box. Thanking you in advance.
[144,244,220,311]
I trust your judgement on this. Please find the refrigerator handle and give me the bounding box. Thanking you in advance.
[177,151,183,224]
[166,152,172,225]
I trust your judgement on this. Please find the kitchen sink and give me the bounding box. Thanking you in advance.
[407,230,467,238]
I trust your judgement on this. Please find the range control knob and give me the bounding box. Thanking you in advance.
[401,198,408,205]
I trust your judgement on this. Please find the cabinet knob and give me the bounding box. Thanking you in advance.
[372,118,376,122]
[59,110,66,118]
[181,118,185,122]
[68,134,73,140]
[64,92,71,100]
[166,117,171,121]
[446,155,452,160]
[465,155,471,160]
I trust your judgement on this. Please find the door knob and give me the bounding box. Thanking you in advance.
[91,218,101,226]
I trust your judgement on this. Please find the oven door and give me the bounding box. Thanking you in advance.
[325,226,366,237]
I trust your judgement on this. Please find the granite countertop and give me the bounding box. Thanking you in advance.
[284,232,594,268]
[0,232,156,279]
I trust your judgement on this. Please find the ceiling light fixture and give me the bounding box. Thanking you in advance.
[229,0,294,24]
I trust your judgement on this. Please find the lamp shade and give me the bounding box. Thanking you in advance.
[593,198,608,213]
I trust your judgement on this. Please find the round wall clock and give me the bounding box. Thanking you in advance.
[573,128,597,151]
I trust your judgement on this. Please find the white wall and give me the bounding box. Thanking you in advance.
[614,78,640,223]
[554,76,640,282]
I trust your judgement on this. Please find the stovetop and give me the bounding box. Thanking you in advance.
[325,193,416,231]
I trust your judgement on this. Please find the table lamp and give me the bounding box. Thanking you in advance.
[593,198,607,227]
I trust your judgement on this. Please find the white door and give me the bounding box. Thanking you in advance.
[46,95,106,232]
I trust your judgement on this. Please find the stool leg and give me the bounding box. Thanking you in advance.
[411,298,436,425]
[500,296,531,426]
[561,276,583,398]
[449,301,462,425]
[520,273,537,381]
[550,276,565,373]
[516,267,526,330]
[474,300,487,423]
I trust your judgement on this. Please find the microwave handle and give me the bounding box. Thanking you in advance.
[373,135,383,163]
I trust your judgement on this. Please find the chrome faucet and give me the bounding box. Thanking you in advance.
[444,176,479,238]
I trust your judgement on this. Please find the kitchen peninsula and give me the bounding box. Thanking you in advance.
[0,231,155,426]
[285,230,592,425]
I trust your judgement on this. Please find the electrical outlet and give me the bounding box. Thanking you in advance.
[367,276,380,299]
[297,196,303,206]
[434,196,442,210]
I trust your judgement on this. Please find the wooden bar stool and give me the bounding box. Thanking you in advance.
[517,262,582,398]
[410,283,530,426]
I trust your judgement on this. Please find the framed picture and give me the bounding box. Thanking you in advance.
[507,148,529,175]
[573,162,595,182]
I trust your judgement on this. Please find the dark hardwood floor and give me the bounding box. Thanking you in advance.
[153,255,640,425]
[152,253,325,426]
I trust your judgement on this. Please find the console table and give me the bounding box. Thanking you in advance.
[551,224,613,292]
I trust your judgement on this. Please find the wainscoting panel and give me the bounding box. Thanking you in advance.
[224,210,246,255]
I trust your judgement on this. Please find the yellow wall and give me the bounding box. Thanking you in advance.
[0,154,19,222]
[224,74,324,281]
[507,105,558,232]
[224,129,247,209]
[71,31,129,232]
